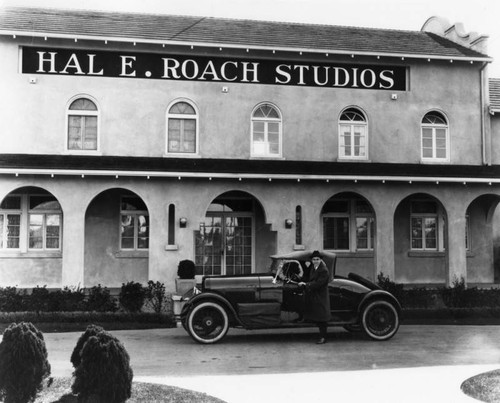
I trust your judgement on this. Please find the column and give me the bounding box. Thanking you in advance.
[446,206,467,286]
[374,207,395,281]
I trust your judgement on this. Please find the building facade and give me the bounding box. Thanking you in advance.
[0,7,499,291]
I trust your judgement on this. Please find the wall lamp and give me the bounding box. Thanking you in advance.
[285,219,293,229]
[179,217,188,228]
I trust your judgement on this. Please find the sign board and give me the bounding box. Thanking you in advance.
[22,46,407,91]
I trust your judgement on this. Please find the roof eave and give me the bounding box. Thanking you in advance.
[1,30,493,63]
[1,167,500,185]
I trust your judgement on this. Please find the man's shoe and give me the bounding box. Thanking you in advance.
[316,338,326,344]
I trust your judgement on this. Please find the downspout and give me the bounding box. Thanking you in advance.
[480,61,490,165]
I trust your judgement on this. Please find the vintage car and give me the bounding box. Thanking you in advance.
[180,250,401,344]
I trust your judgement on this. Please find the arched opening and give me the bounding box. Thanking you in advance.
[84,188,149,287]
[0,187,63,287]
[320,192,376,279]
[394,193,447,285]
[195,190,275,276]
[471,195,500,285]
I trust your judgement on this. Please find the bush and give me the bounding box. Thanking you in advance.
[377,272,404,300]
[0,322,51,403]
[145,281,168,314]
[72,330,133,403]
[70,324,105,368]
[0,287,26,312]
[119,281,145,312]
[177,259,196,279]
[85,285,118,312]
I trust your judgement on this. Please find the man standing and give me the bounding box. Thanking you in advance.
[298,250,331,344]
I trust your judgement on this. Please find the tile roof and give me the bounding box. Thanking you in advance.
[1,154,500,182]
[0,6,490,60]
[490,78,500,113]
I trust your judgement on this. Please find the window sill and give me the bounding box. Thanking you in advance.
[114,250,148,258]
[165,244,179,251]
[0,251,62,258]
[408,251,446,257]
[63,150,102,156]
[333,251,374,258]
[293,244,305,251]
[420,159,450,164]
[336,158,371,162]
[163,153,199,158]
[250,156,285,160]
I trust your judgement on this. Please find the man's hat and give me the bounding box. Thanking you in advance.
[310,250,322,259]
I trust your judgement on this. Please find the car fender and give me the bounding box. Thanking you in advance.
[182,292,244,326]
[357,290,402,315]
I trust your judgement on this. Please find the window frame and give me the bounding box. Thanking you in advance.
[119,196,149,251]
[250,102,283,158]
[409,200,445,252]
[421,111,450,163]
[165,99,200,156]
[322,197,375,252]
[338,107,368,161]
[0,193,62,253]
[65,95,100,154]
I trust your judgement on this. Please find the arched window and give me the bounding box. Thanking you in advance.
[167,100,198,154]
[251,103,282,157]
[421,111,449,162]
[338,107,367,160]
[67,97,98,151]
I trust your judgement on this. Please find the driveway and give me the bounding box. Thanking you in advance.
[41,324,500,402]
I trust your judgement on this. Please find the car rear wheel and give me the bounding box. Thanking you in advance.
[187,301,229,344]
[361,300,399,341]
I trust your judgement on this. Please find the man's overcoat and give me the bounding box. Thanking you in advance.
[304,261,331,322]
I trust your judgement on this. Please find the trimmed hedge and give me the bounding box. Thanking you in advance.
[0,282,173,314]
[377,273,500,309]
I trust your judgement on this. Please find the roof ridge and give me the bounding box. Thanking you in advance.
[1,5,424,35]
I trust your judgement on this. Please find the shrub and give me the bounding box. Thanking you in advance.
[85,285,118,312]
[0,287,26,312]
[119,281,145,312]
[72,330,133,403]
[28,286,50,312]
[377,272,404,300]
[70,324,105,368]
[0,322,51,403]
[177,259,196,279]
[145,281,167,313]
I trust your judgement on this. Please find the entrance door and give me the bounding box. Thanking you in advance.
[196,213,253,276]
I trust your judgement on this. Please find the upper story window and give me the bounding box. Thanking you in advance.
[251,103,282,158]
[167,100,198,155]
[67,97,98,151]
[338,107,368,160]
[421,111,449,162]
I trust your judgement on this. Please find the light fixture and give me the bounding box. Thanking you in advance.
[179,217,188,228]
[285,219,293,229]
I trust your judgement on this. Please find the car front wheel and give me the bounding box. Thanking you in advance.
[187,301,229,344]
[361,300,399,341]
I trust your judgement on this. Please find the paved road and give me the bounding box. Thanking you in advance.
[39,324,500,402]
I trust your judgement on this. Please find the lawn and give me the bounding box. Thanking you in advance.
[33,377,226,403]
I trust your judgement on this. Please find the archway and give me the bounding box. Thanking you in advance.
[393,193,447,285]
[470,195,500,284]
[0,186,63,287]
[84,188,149,287]
[320,192,376,279]
[195,190,275,276]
